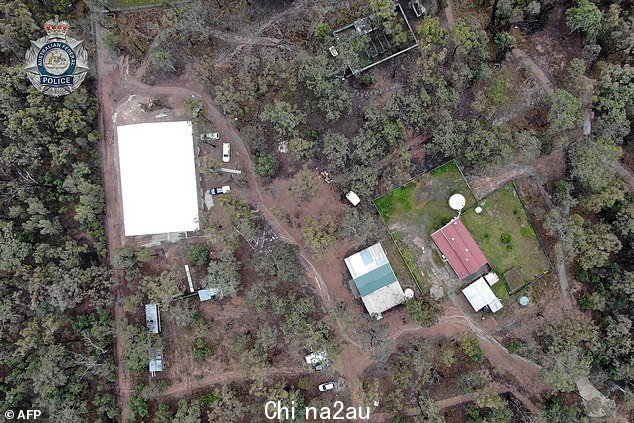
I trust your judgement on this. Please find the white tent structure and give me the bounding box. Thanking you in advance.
[462,277,503,313]
[116,121,199,236]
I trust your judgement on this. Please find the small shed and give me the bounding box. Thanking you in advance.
[198,288,217,302]
[145,304,161,334]
[462,277,503,313]
[148,347,164,376]
[346,191,360,206]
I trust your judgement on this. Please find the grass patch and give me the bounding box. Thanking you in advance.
[375,161,475,231]
[393,233,426,287]
[375,182,416,221]
[490,279,510,300]
[461,184,550,284]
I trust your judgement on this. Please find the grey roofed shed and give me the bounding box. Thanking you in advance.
[145,304,161,334]
[149,347,164,376]
[198,288,217,302]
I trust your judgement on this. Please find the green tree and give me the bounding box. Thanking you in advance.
[452,19,487,60]
[151,48,177,72]
[122,325,149,373]
[548,89,583,136]
[418,16,448,48]
[201,252,242,299]
[460,333,484,362]
[254,151,279,180]
[566,0,603,41]
[288,136,314,161]
[322,132,350,171]
[205,385,246,423]
[298,53,351,121]
[254,240,303,284]
[140,270,181,309]
[128,386,150,421]
[290,168,319,201]
[405,297,442,327]
[188,243,211,267]
[302,216,338,259]
[261,101,306,136]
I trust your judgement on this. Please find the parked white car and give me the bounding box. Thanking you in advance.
[222,142,231,162]
[318,381,336,392]
[209,185,230,195]
[200,132,219,141]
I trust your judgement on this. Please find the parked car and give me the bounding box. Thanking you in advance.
[222,142,231,162]
[318,381,336,392]
[200,132,219,141]
[209,185,230,195]
[314,360,331,371]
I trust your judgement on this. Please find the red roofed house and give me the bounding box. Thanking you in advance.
[431,218,489,281]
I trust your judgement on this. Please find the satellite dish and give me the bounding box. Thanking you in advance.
[475,206,483,214]
[449,194,466,211]
[404,288,415,299]
[519,296,529,306]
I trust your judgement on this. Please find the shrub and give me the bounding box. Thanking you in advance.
[406,297,441,327]
[460,333,484,362]
[188,243,211,267]
[500,233,512,244]
[192,338,214,360]
[361,74,374,86]
[315,23,333,41]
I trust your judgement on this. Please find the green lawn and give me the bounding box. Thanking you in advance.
[375,161,476,233]
[461,184,551,287]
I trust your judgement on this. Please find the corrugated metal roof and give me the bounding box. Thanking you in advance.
[431,218,489,280]
[344,243,405,315]
[353,263,398,297]
[145,304,160,334]
[462,277,502,313]
[148,348,163,373]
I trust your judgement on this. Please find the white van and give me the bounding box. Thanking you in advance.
[222,142,231,162]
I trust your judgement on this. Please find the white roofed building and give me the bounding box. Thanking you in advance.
[116,121,199,236]
[462,277,503,313]
[344,243,406,317]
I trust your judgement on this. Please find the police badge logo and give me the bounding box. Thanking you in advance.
[24,16,89,96]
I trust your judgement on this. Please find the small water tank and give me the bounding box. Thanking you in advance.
[404,288,415,299]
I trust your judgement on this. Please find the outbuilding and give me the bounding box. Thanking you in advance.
[462,277,503,313]
[145,303,161,334]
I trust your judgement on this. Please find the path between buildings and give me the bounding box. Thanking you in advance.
[158,367,306,399]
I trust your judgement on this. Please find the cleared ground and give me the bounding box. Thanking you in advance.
[461,183,551,296]
[374,161,476,295]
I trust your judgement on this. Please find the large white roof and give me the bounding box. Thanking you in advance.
[462,277,503,313]
[361,281,406,316]
[117,121,199,236]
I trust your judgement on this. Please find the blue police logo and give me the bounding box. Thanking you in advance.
[24,16,88,96]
